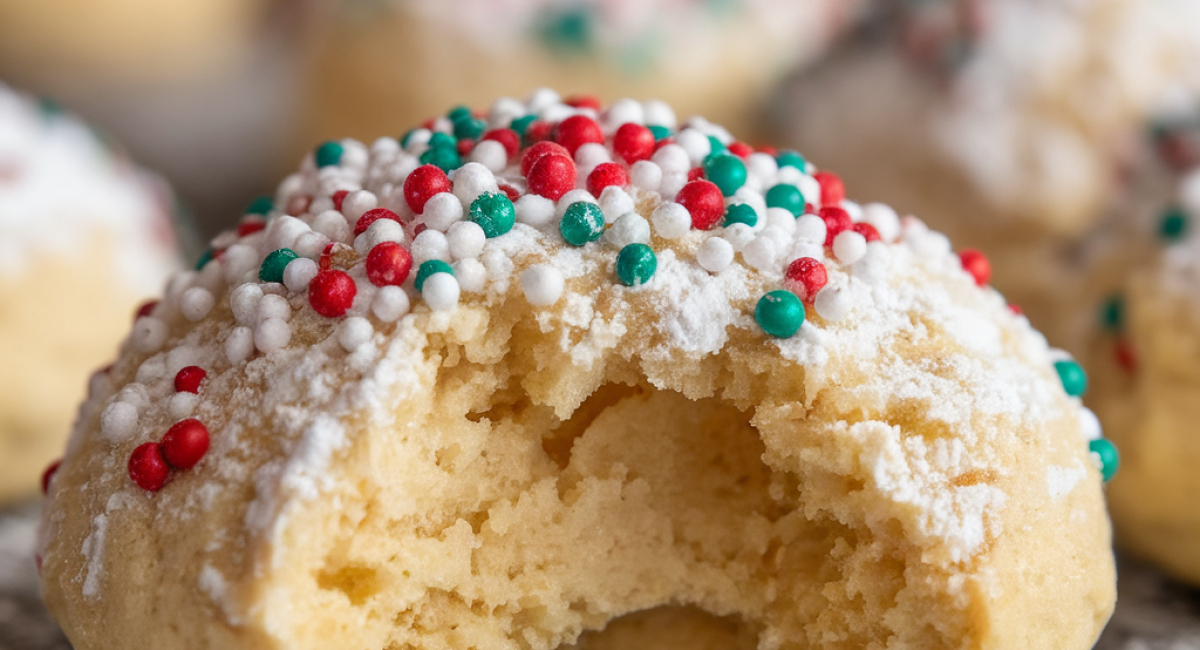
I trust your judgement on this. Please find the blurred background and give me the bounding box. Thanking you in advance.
[4,0,1200,647]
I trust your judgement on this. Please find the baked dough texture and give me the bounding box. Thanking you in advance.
[0,84,179,502]
[39,92,1114,649]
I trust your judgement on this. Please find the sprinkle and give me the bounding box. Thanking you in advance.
[411,229,451,264]
[521,264,565,306]
[230,283,264,325]
[704,154,747,197]
[527,152,576,201]
[174,366,206,393]
[415,260,454,292]
[560,201,606,246]
[134,300,158,321]
[614,123,655,163]
[1079,407,1102,441]
[1054,359,1088,397]
[598,186,635,224]
[245,195,274,215]
[755,290,805,338]
[352,208,400,238]
[776,151,807,171]
[652,144,690,175]
[818,207,852,247]
[453,162,499,206]
[131,317,167,353]
[814,285,850,321]
[605,213,651,249]
[784,257,828,303]
[341,190,378,222]
[314,140,344,168]
[469,139,509,173]
[308,270,357,317]
[853,223,882,242]
[447,221,487,260]
[521,141,569,176]
[237,218,266,237]
[813,170,845,206]
[257,294,291,323]
[161,419,210,470]
[724,203,758,227]
[1089,438,1119,482]
[630,160,663,191]
[862,203,901,242]
[180,287,215,322]
[481,128,520,159]
[168,392,198,419]
[587,162,629,196]
[338,317,374,352]
[697,236,734,273]
[742,237,778,272]
[255,318,292,353]
[765,184,805,217]
[675,180,724,230]
[553,114,604,156]
[101,401,138,444]
[372,286,410,322]
[833,230,868,264]
[959,249,991,286]
[453,258,487,292]
[366,242,413,287]
[259,249,299,284]
[515,194,556,228]
[616,243,657,286]
[357,218,405,253]
[129,443,170,492]
[423,272,460,311]
[419,141,462,172]
[468,192,516,237]
[226,326,255,363]
[404,165,453,213]
[41,460,60,494]
[1099,295,1123,331]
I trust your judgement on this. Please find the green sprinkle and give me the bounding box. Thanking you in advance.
[560,202,605,246]
[453,116,486,141]
[755,290,805,338]
[648,125,671,141]
[259,249,299,284]
[420,145,462,172]
[707,136,727,156]
[447,106,472,122]
[540,6,592,52]
[400,129,417,149]
[703,154,747,197]
[1054,359,1088,397]
[616,243,657,286]
[510,115,537,135]
[194,248,215,271]
[1160,206,1188,241]
[1099,295,1124,331]
[765,183,805,217]
[776,151,807,171]
[415,260,454,292]
[245,195,274,216]
[314,140,344,168]
[427,132,457,150]
[723,203,758,227]
[469,192,516,238]
[1089,438,1119,482]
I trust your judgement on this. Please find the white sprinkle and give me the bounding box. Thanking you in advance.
[266,215,309,252]
[643,100,676,129]
[723,223,756,251]
[651,144,690,175]
[100,402,138,444]
[230,283,264,325]
[795,214,827,243]
[841,200,864,223]
[743,237,779,272]
[338,317,374,352]
[833,230,868,265]
[468,139,508,173]
[131,317,167,353]
[453,258,487,293]
[402,128,432,153]
[697,237,734,273]
[257,294,292,323]
[862,203,901,242]
[411,229,451,264]
[180,287,214,322]
[221,244,258,284]
[116,383,150,410]
[604,98,644,129]
[341,190,378,223]
[293,231,329,259]
[674,128,711,164]
[312,210,352,243]
[1079,407,1102,441]
[488,97,524,127]
[764,207,797,237]
[168,392,199,420]
[447,221,486,260]
[421,192,464,232]
[371,286,410,322]
[452,162,498,206]
[652,202,691,239]
[515,194,556,228]
[556,189,598,219]
[255,318,291,353]
[521,264,564,306]
[606,213,651,249]
[746,153,779,186]
[135,355,166,384]
[575,142,611,172]
[226,326,255,363]
[423,273,460,311]
[356,217,405,254]
[630,160,663,192]
[814,285,851,321]
[659,172,687,201]
[598,186,634,224]
[283,257,319,292]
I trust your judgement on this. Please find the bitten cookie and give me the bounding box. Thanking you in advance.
[40,92,1114,650]
[0,84,180,502]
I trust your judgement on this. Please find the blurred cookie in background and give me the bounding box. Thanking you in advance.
[0,0,305,240]
[771,0,1200,334]
[301,0,865,147]
[0,84,182,502]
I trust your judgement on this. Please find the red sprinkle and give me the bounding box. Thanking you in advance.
[354,208,402,237]
[654,137,675,152]
[613,123,655,164]
[403,165,452,214]
[521,141,571,176]
[482,128,520,159]
[553,115,604,156]
[784,257,828,303]
[309,269,357,317]
[813,171,845,207]
[852,222,882,242]
[365,242,413,287]
[587,162,629,196]
[129,443,170,492]
[498,184,520,202]
[676,180,725,231]
[456,138,475,156]
[727,142,754,159]
[1115,338,1137,372]
[958,249,991,286]
[756,144,778,157]
[41,460,60,494]
[566,95,603,111]
[818,207,852,247]
[286,194,312,216]
[174,366,207,393]
[687,167,705,182]
[237,218,266,237]
[527,153,577,201]
[161,419,210,470]
[1008,304,1024,315]
[134,300,158,321]
[523,120,552,144]
[332,189,349,211]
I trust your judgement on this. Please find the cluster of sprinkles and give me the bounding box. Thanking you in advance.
[40,89,1117,493]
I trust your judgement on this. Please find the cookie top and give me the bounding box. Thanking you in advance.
[0,83,177,288]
